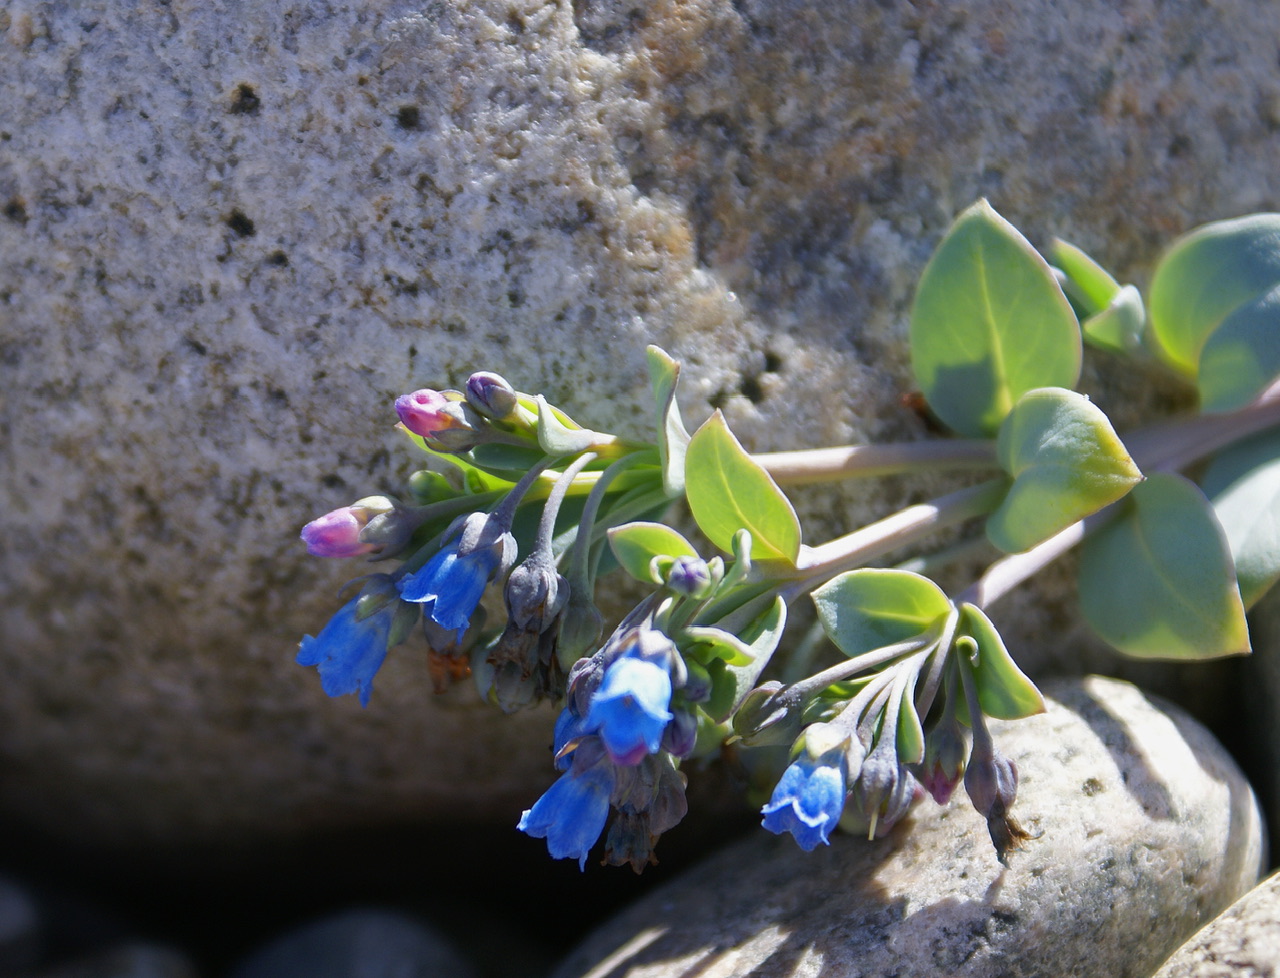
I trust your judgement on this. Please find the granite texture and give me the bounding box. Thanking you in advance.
[1151,870,1280,978]
[2,0,1278,844]
[551,677,1265,978]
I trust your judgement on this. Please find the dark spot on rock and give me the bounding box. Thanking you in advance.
[321,474,345,489]
[1082,777,1105,796]
[230,83,261,115]
[709,388,730,410]
[507,13,525,33]
[396,105,421,130]
[226,209,256,237]
[266,250,289,267]
[507,289,523,307]
[740,373,765,404]
[184,337,208,356]
[764,350,783,372]
[4,198,28,225]
[1168,134,1191,158]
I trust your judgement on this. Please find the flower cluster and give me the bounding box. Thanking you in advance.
[519,619,692,870]
[295,343,1055,872]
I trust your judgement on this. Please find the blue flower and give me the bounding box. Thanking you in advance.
[584,651,674,766]
[296,596,393,708]
[761,749,848,851]
[518,763,616,869]
[397,544,493,638]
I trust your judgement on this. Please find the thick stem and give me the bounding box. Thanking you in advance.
[780,479,1007,600]
[754,440,999,484]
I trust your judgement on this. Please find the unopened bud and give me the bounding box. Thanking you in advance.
[395,388,463,438]
[733,681,801,747]
[301,500,388,558]
[918,718,969,806]
[465,371,519,419]
[666,555,712,598]
[964,745,1030,864]
[660,709,698,758]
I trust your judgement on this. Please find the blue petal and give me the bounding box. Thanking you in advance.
[761,753,847,851]
[553,708,590,770]
[518,765,615,869]
[397,546,494,639]
[585,653,673,765]
[297,597,392,708]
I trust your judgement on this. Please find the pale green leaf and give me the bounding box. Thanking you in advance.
[957,603,1045,720]
[987,387,1142,553]
[1197,283,1280,412]
[705,596,788,721]
[1082,285,1146,355]
[1202,431,1280,608]
[1051,238,1121,314]
[685,412,801,563]
[812,568,951,659]
[1148,213,1280,377]
[1079,473,1250,659]
[607,521,700,584]
[910,200,1082,437]
[647,345,691,497]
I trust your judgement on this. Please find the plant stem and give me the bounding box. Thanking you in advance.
[754,440,999,484]
[780,478,1008,600]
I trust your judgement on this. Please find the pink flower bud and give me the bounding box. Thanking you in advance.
[300,507,379,558]
[394,389,466,438]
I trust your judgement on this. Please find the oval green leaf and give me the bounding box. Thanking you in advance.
[957,603,1045,720]
[910,200,1082,437]
[1197,282,1280,413]
[607,521,700,584]
[987,387,1142,553]
[685,412,801,564]
[811,568,952,659]
[1148,213,1280,377]
[1078,473,1250,659]
[1201,431,1280,609]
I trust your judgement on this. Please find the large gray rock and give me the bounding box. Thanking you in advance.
[1151,870,1280,978]
[551,677,1264,978]
[2,0,1278,844]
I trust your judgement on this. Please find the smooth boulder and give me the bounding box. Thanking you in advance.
[553,677,1264,978]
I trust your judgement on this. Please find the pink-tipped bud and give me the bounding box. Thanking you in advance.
[394,389,465,438]
[301,507,379,558]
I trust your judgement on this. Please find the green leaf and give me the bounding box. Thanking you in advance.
[1082,285,1146,356]
[401,431,515,493]
[910,199,1082,437]
[1078,473,1250,659]
[680,625,756,666]
[896,680,925,764]
[607,521,700,584]
[705,596,788,721]
[812,568,951,659]
[987,387,1143,553]
[684,412,801,564]
[1051,238,1121,314]
[956,603,1045,720]
[1148,213,1280,377]
[469,442,549,473]
[1201,431,1280,609]
[536,396,601,455]
[647,346,691,497]
[1197,283,1280,412]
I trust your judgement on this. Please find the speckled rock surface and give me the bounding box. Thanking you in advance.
[1151,870,1280,978]
[3,0,1279,844]
[551,677,1264,978]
